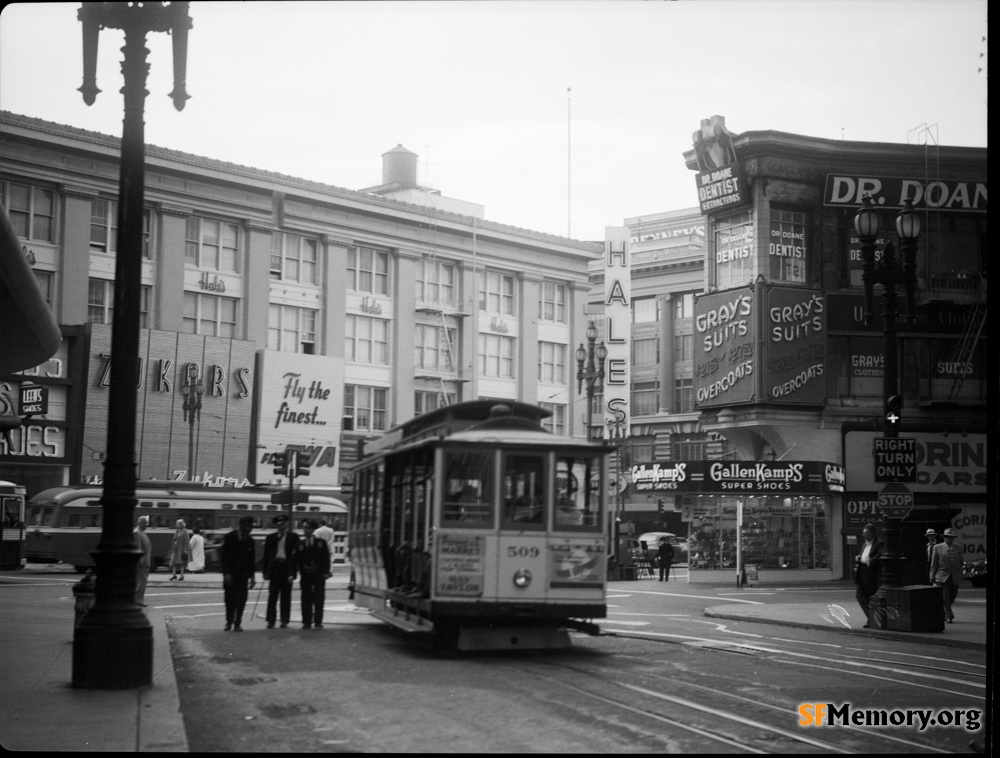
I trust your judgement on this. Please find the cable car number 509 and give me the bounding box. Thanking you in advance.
[507,546,540,558]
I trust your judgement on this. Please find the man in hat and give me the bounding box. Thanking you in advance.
[924,528,938,570]
[929,527,963,623]
[656,536,674,582]
[262,514,299,628]
[296,519,332,629]
[220,516,256,631]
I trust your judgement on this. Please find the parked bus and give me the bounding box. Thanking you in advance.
[25,482,348,571]
[1,480,27,570]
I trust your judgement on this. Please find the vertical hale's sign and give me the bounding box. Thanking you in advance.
[603,227,630,439]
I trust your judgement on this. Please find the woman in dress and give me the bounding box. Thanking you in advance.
[169,519,191,581]
[187,527,205,573]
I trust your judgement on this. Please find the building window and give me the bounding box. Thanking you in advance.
[268,304,317,354]
[2,181,54,243]
[90,198,151,257]
[478,271,515,315]
[346,315,389,364]
[416,259,455,306]
[633,338,658,366]
[539,403,566,435]
[186,217,239,272]
[271,233,318,284]
[673,334,692,363]
[344,385,387,431]
[478,333,515,378]
[415,324,456,371]
[769,208,807,284]
[632,381,658,416]
[674,378,693,413]
[539,282,567,323]
[89,279,151,327]
[183,292,237,337]
[33,270,54,308]
[673,292,694,320]
[347,247,389,294]
[633,297,657,323]
[714,210,755,290]
[415,390,455,416]
[537,341,567,383]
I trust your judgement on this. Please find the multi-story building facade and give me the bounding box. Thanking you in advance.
[589,117,986,583]
[0,112,602,497]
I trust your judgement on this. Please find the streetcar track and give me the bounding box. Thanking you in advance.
[517,661,855,753]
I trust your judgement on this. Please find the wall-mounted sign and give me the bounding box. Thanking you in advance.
[693,286,756,407]
[603,227,630,439]
[692,116,750,215]
[824,175,987,213]
[844,431,986,493]
[19,384,48,415]
[764,286,826,404]
[634,460,844,495]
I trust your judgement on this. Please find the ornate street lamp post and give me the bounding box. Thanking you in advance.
[182,363,204,481]
[73,1,191,688]
[575,320,607,441]
[854,194,924,626]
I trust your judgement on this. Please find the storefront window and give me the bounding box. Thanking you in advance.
[687,496,829,570]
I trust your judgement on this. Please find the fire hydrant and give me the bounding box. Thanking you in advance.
[73,571,96,628]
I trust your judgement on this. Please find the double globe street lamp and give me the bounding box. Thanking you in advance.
[575,321,607,441]
[853,194,927,628]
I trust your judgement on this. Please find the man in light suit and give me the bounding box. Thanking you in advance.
[929,527,962,623]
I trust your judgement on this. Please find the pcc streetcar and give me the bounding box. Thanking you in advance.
[349,400,611,651]
[1,480,27,570]
[25,481,348,571]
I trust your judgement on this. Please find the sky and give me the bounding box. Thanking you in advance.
[0,1,988,242]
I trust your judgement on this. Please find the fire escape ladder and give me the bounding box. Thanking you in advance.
[947,280,986,402]
[438,310,456,407]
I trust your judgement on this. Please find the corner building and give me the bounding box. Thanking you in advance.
[0,112,602,497]
[680,119,986,583]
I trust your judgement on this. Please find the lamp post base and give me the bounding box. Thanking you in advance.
[869,585,945,633]
[72,622,153,689]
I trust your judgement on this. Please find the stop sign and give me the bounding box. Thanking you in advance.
[877,483,914,520]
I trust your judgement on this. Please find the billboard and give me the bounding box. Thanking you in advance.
[254,351,344,487]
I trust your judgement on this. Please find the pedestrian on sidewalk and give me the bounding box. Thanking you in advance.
[221,516,256,631]
[134,515,152,606]
[924,528,938,570]
[187,527,206,573]
[168,519,191,581]
[262,514,299,628]
[313,519,336,574]
[853,523,884,628]
[657,536,674,582]
[296,520,332,629]
[929,527,962,623]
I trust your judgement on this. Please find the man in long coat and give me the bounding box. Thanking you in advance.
[220,516,256,631]
[929,527,963,623]
[262,514,299,629]
[853,523,884,628]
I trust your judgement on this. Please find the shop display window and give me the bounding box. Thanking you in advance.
[687,496,829,570]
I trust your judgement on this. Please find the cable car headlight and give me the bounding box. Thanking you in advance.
[513,569,532,588]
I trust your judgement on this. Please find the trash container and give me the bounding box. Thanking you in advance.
[73,572,96,628]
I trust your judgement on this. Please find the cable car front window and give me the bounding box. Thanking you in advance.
[442,450,494,527]
[555,455,601,530]
[502,453,546,528]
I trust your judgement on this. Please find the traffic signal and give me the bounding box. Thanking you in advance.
[296,453,311,477]
[657,499,665,516]
[885,394,903,436]
[273,452,288,476]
